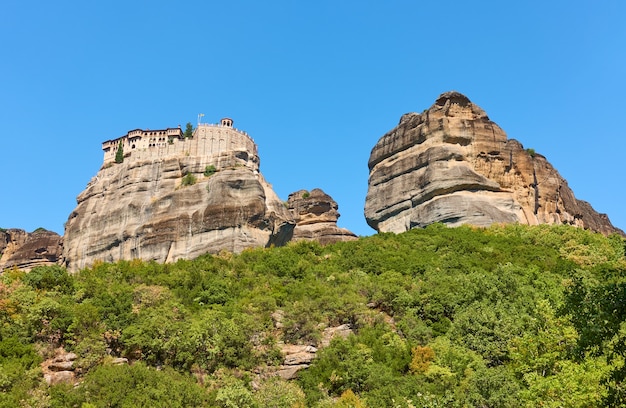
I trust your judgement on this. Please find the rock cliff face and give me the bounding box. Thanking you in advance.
[63,139,295,272]
[365,91,623,236]
[287,189,358,244]
[0,229,63,272]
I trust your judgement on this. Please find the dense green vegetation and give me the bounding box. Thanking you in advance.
[1,224,625,407]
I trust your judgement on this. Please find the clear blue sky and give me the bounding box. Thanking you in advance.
[1,1,625,237]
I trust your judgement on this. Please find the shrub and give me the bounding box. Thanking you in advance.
[254,377,306,407]
[181,172,197,186]
[204,165,217,177]
[526,148,536,158]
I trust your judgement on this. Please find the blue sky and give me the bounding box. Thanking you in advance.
[1,1,625,237]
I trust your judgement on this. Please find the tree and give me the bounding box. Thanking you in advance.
[50,363,209,407]
[184,122,194,139]
[564,268,626,405]
[115,141,124,163]
[409,345,435,374]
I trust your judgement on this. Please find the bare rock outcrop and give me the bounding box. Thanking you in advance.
[365,91,623,235]
[265,310,355,380]
[0,228,63,272]
[287,188,358,244]
[63,128,295,272]
[275,324,354,380]
[41,349,77,385]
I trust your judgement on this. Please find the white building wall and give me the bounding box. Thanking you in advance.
[101,123,257,166]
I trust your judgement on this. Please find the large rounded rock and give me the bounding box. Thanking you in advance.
[287,188,357,244]
[63,145,295,272]
[365,91,623,236]
[0,229,63,272]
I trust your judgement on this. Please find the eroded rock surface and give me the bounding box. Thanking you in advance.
[0,229,63,272]
[63,139,295,272]
[275,324,354,380]
[365,91,623,235]
[287,188,358,244]
[42,349,77,386]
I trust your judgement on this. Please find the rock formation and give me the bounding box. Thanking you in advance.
[63,122,295,272]
[365,91,623,236]
[269,309,354,380]
[287,189,358,244]
[41,349,77,386]
[0,228,63,272]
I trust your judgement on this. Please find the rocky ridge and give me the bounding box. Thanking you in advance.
[365,91,623,236]
[3,95,623,273]
[0,228,63,272]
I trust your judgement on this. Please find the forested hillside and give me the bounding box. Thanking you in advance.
[1,224,625,407]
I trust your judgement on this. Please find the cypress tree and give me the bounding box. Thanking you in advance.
[184,122,194,139]
[115,141,124,163]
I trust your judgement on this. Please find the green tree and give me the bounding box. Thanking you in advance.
[22,265,74,294]
[564,266,626,405]
[184,122,194,139]
[509,300,577,378]
[464,365,523,407]
[519,359,608,408]
[0,337,42,405]
[449,299,526,365]
[115,141,124,163]
[50,362,209,407]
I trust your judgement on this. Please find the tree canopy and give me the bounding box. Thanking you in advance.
[1,224,624,406]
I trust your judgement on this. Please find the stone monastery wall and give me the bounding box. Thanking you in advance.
[102,118,257,165]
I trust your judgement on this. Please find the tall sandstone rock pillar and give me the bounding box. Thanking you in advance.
[365,91,622,236]
[63,123,295,272]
